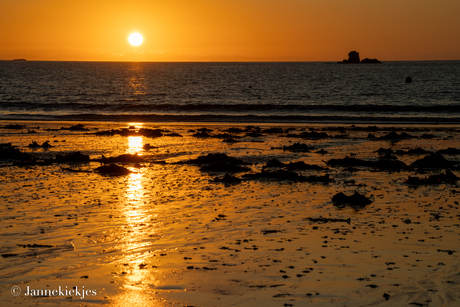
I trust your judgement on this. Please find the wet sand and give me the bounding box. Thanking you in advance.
[1,121,460,306]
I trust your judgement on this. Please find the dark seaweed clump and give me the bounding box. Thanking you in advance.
[332,192,372,208]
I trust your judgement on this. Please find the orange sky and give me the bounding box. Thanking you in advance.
[1,0,459,61]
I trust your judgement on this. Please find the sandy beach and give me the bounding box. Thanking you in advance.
[1,121,459,306]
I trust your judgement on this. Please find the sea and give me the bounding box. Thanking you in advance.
[1,60,459,124]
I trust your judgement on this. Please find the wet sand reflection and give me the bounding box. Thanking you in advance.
[127,136,143,155]
[108,132,165,306]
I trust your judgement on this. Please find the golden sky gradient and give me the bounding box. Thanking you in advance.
[1,0,459,61]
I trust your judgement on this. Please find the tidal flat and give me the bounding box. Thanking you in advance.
[1,121,460,307]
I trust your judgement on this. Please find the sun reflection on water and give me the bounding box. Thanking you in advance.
[127,136,144,155]
[108,126,166,306]
[126,173,144,203]
[127,63,147,96]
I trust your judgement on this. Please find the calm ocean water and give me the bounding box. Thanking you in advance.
[0,61,459,123]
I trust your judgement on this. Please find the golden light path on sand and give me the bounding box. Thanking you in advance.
[127,136,144,155]
[109,127,167,306]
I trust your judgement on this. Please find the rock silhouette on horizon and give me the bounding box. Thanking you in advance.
[339,51,381,64]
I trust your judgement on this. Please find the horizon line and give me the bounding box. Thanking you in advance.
[2,59,460,63]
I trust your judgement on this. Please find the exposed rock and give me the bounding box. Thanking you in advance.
[192,131,212,138]
[27,142,44,150]
[245,131,264,138]
[94,153,144,164]
[213,133,237,139]
[360,58,382,64]
[55,152,90,163]
[405,170,459,185]
[437,148,460,155]
[352,125,379,132]
[197,127,213,132]
[41,141,52,148]
[378,132,413,140]
[61,124,89,131]
[164,132,183,137]
[223,127,244,133]
[143,144,156,150]
[28,141,41,148]
[94,164,131,175]
[178,153,249,166]
[244,125,261,132]
[262,159,326,171]
[283,142,314,152]
[332,191,373,208]
[420,133,436,139]
[342,51,360,63]
[304,174,333,183]
[263,159,286,168]
[373,159,407,172]
[410,153,455,169]
[339,51,382,64]
[0,143,34,161]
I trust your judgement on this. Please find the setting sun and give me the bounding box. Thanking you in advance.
[128,33,143,46]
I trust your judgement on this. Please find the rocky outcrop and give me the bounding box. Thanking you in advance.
[339,51,381,64]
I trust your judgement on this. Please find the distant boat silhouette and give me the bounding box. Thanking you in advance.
[12,59,27,61]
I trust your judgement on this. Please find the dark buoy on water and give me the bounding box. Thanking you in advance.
[405,76,412,83]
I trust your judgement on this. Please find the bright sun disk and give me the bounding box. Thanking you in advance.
[129,33,143,46]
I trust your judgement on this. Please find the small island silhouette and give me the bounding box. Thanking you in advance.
[339,51,381,64]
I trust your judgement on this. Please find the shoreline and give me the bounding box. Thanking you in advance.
[2,115,460,125]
